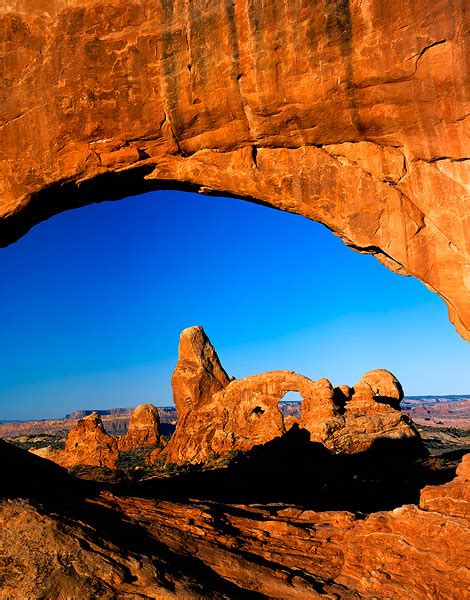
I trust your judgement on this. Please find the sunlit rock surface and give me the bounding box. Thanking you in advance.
[0,0,469,340]
[117,403,161,452]
[155,327,423,464]
[420,452,470,518]
[30,412,119,470]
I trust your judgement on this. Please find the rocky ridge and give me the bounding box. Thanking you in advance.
[1,439,468,599]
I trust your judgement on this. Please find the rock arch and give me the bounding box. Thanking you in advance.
[158,327,422,464]
[1,0,468,340]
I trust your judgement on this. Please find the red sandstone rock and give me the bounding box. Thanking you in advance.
[420,453,470,518]
[337,504,470,598]
[61,412,119,469]
[156,328,422,464]
[49,412,119,470]
[172,326,231,409]
[157,326,230,463]
[29,445,62,463]
[0,0,468,341]
[96,454,470,598]
[323,369,419,454]
[117,403,161,452]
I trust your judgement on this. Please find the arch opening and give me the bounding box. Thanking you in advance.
[278,391,303,428]
[0,189,468,422]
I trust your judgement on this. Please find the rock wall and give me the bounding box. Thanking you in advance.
[157,326,423,464]
[3,441,468,599]
[0,0,468,340]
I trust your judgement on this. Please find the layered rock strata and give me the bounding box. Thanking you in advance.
[117,403,161,452]
[420,453,470,518]
[154,327,422,464]
[0,0,469,340]
[2,441,468,599]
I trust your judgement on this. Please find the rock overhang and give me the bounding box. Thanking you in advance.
[0,0,468,340]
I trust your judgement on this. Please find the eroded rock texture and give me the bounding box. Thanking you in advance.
[30,412,120,470]
[117,403,161,452]
[2,440,469,599]
[61,412,119,469]
[156,327,422,464]
[420,452,470,518]
[0,0,469,339]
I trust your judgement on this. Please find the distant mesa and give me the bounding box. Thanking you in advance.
[64,407,133,420]
[153,326,424,465]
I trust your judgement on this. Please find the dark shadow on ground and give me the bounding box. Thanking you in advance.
[1,429,463,595]
[131,425,459,513]
[0,439,265,598]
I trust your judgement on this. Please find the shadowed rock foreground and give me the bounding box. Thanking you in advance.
[1,437,469,599]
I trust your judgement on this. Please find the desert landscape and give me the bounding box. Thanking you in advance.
[1,326,469,597]
[1,0,469,598]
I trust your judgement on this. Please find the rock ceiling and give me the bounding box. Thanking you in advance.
[0,0,468,339]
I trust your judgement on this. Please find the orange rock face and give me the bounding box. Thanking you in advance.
[155,326,231,463]
[117,403,161,452]
[49,412,119,470]
[157,327,422,464]
[337,503,470,598]
[420,453,470,518]
[0,0,468,340]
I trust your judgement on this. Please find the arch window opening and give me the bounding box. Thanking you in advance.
[0,188,467,423]
[248,405,266,422]
[278,391,303,427]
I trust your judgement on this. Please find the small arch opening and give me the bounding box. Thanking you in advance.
[248,405,265,422]
[278,391,302,428]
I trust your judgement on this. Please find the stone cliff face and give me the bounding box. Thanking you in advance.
[156,326,423,464]
[0,0,468,340]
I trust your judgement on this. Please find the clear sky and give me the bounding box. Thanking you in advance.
[0,190,468,420]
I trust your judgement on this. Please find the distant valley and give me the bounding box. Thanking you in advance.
[1,395,469,442]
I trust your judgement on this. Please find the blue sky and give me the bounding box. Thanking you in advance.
[0,190,468,420]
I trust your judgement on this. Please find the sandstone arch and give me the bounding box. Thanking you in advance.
[1,0,469,339]
[158,327,422,464]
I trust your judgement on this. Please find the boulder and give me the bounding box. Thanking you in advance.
[117,403,161,452]
[320,369,420,454]
[29,445,62,463]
